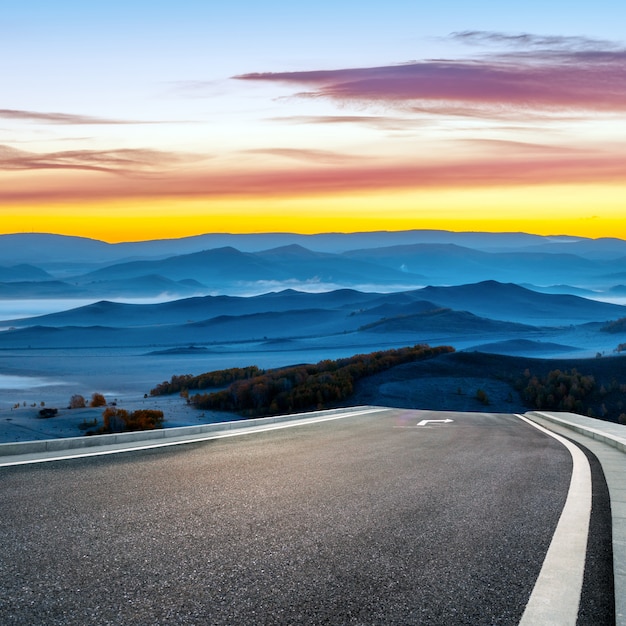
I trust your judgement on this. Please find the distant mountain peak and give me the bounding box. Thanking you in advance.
[258,244,325,258]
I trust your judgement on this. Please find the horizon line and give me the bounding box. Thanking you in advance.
[0,228,598,245]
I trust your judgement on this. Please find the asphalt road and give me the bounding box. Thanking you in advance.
[0,409,613,625]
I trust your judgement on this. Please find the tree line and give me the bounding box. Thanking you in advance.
[150,366,263,396]
[514,366,626,423]
[182,344,454,417]
[517,368,595,414]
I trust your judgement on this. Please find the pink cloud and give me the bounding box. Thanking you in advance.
[2,150,625,203]
[0,109,182,125]
[235,40,626,115]
[0,144,194,175]
[242,147,368,164]
[270,115,428,131]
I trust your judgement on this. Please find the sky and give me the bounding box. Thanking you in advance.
[2,1,626,242]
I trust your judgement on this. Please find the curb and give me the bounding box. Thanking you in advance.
[527,411,626,454]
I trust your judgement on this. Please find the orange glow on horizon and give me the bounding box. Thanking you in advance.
[1,181,625,243]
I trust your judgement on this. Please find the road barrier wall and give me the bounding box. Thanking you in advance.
[0,406,375,457]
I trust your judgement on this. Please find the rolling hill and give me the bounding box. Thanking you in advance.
[344,243,612,286]
[6,281,624,330]
[414,281,626,325]
[2,282,625,356]
[2,231,626,300]
[0,264,53,282]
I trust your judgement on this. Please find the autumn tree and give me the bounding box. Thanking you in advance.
[189,344,455,417]
[89,392,107,407]
[101,407,164,433]
[150,366,263,396]
[518,368,594,414]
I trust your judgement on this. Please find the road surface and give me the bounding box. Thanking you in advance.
[0,409,614,624]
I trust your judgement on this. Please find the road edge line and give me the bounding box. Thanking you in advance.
[516,413,592,626]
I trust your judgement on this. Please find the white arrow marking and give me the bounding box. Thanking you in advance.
[416,418,454,426]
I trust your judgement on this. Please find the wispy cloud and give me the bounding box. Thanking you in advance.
[182,154,626,195]
[0,109,174,125]
[270,115,427,131]
[235,34,626,116]
[242,147,368,164]
[458,138,588,155]
[0,144,194,175]
[450,31,620,51]
[2,149,625,203]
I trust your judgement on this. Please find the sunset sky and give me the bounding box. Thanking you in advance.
[2,1,626,242]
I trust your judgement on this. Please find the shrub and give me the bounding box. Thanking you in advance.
[101,407,164,433]
[125,409,164,431]
[89,392,107,407]
[102,407,127,432]
[476,389,490,405]
[69,394,86,409]
[601,317,626,334]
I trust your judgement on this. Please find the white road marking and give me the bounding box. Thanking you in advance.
[416,418,454,426]
[0,408,387,467]
[516,413,592,626]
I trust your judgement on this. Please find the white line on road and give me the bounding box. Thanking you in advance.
[0,408,387,467]
[516,413,592,626]
[416,418,454,426]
